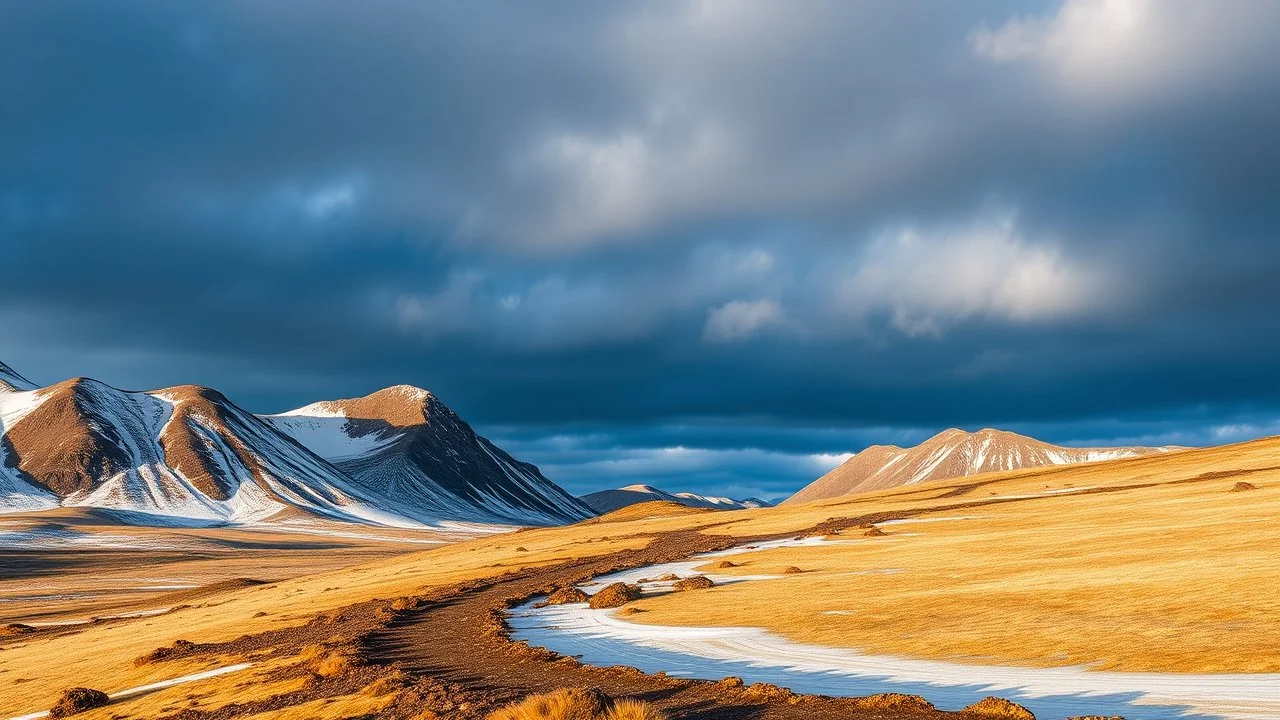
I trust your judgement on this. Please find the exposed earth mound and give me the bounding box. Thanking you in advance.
[671,576,715,591]
[853,693,936,711]
[49,688,110,718]
[544,587,590,605]
[963,696,1036,719]
[588,582,642,609]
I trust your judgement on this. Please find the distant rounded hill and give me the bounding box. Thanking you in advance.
[787,427,1184,504]
[578,484,772,514]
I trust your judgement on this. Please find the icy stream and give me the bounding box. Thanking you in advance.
[509,538,1280,720]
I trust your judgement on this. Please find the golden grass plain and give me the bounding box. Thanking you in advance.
[626,436,1280,673]
[2,436,1277,717]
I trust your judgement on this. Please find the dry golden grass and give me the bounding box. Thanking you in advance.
[0,517,667,717]
[486,688,666,720]
[623,436,1280,672]
[5,435,1279,718]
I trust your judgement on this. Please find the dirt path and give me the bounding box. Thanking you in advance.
[158,486,1187,719]
[361,514,990,719]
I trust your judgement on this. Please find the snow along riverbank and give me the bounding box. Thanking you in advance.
[509,539,1280,720]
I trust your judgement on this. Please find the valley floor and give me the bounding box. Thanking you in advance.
[1,435,1278,719]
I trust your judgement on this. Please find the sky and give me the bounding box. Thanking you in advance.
[4,1,1280,501]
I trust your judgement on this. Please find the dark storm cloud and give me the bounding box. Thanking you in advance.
[4,1,1280,496]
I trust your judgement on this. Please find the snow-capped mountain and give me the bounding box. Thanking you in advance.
[263,386,593,526]
[0,361,35,391]
[0,362,592,527]
[578,484,772,514]
[786,428,1182,504]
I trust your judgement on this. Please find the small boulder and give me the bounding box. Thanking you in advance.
[672,576,715,591]
[545,587,590,606]
[1232,481,1258,492]
[710,560,738,569]
[962,696,1036,720]
[49,688,110,718]
[864,526,887,537]
[654,573,681,582]
[588,582,642,609]
[782,566,804,575]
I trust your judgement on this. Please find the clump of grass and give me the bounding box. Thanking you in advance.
[391,596,424,611]
[486,688,666,720]
[360,669,410,697]
[299,643,359,680]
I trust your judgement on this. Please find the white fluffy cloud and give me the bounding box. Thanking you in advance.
[969,0,1280,99]
[837,214,1106,337]
[703,299,783,343]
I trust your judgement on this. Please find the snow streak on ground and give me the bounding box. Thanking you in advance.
[509,539,1280,720]
[6,663,253,720]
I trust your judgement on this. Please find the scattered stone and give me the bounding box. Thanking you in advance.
[544,587,590,606]
[672,576,715,591]
[515,546,528,552]
[962,696,1036,720]
[654,573,680,582]
[782,566,804,574]
[864,526,888,537]
[49,688,110,718]
[1232,481,1258,492]
[588,582,642,609]
[710,560,737,569]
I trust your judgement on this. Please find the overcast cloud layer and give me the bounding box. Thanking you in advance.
[4,1,1280,499]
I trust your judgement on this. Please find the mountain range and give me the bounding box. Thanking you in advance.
[787,427,1181,504]
[0,361,593,528]
[578,484,772,514]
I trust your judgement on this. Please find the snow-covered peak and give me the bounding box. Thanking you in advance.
[580,485,771,514]
[0,361,37,392]
[272,384,438,426]
[788,428,1185,504]
[620,483,666,494]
